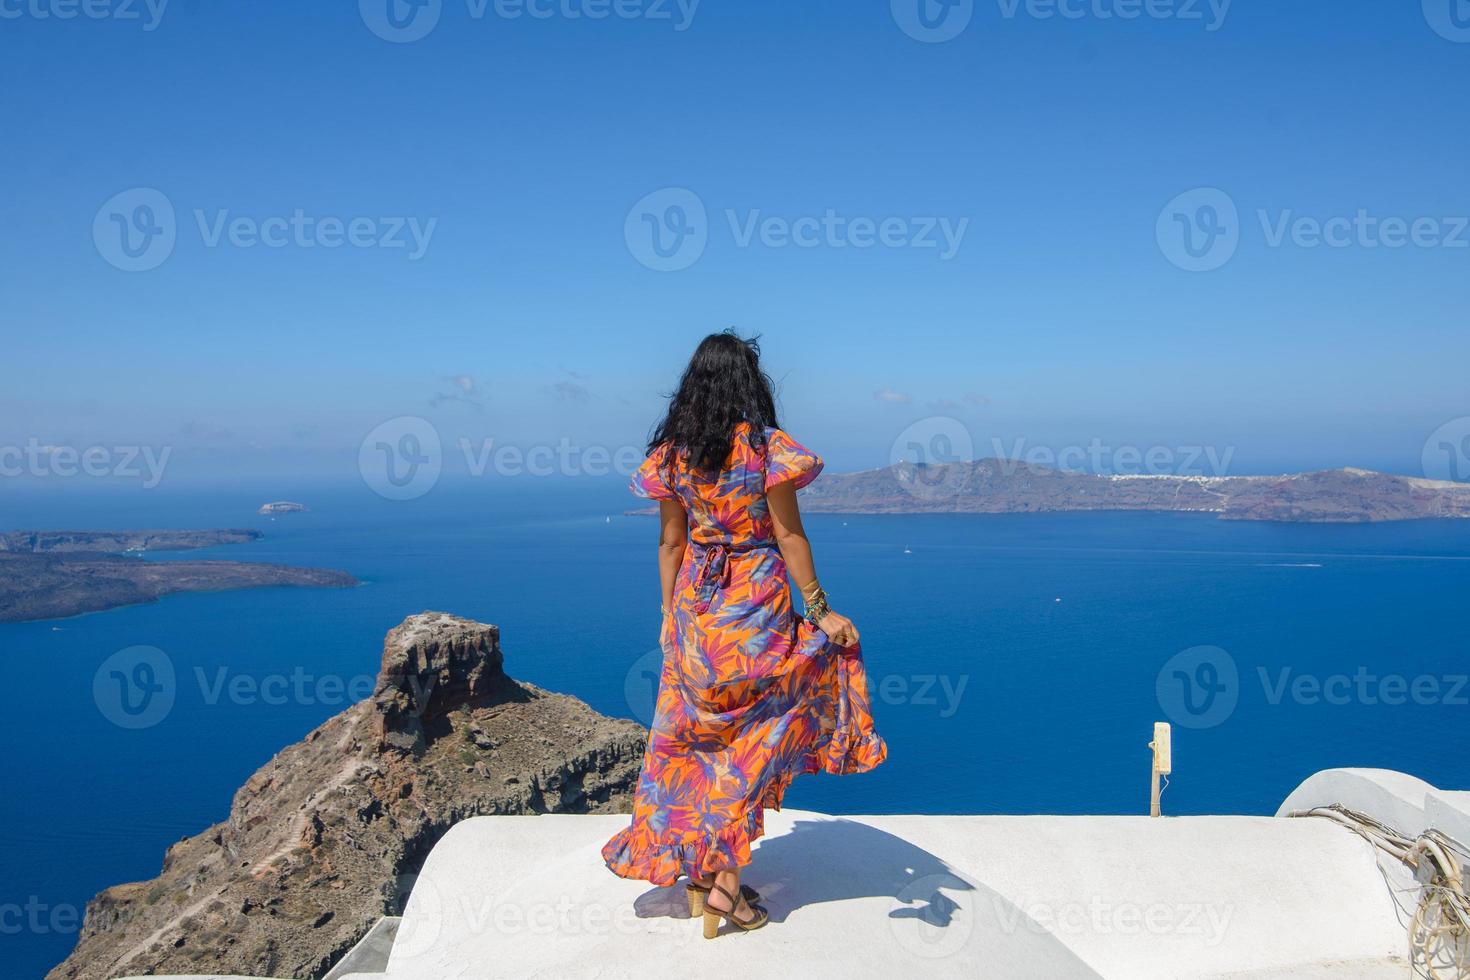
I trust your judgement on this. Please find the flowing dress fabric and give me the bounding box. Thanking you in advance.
[601,424,887,886]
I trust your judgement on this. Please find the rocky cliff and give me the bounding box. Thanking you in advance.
[47,612,647,980]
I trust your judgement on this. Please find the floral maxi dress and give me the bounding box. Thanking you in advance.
[602,424,887,885]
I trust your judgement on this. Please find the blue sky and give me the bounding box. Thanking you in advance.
[2,0,1468,484]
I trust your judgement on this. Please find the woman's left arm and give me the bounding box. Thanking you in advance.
[656,498,688,611]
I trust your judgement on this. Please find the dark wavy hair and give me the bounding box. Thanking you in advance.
[649,330,780,471]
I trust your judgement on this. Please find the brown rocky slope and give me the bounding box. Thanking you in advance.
[48,612,647,980]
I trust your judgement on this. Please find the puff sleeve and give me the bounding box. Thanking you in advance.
[630,444,678,501]
[763,428,824,491]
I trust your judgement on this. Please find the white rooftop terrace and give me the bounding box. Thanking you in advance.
[122,768,1470,980]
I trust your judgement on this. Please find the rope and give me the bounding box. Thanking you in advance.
[1287,804,1470,979]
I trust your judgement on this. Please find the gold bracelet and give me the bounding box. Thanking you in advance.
[804,586,831,623]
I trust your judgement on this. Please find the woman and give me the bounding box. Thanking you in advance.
[602,331,887,940]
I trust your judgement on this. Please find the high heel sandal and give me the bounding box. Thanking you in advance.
[685,879,761,916]
[700,882,768,939]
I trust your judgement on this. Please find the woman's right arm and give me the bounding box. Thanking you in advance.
[767,481,859,646]
[656,498,687,612]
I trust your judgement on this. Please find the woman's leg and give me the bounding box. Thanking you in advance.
[705,868,754,917]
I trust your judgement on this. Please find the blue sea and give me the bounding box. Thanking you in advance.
[4,477,1470,977]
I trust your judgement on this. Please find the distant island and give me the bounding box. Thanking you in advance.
[0,529,263,554]
[798,461,1470,523]
[630,461,1470,523]
[0,529,357,623]
[258,501,307,515]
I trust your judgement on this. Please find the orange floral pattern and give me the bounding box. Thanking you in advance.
[602,424,886,886]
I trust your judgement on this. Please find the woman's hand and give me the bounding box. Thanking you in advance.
[817,610,859,647]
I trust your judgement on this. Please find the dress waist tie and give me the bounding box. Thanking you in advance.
[688,540,776,614]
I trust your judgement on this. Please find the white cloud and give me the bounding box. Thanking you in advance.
[874,388,912,405]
